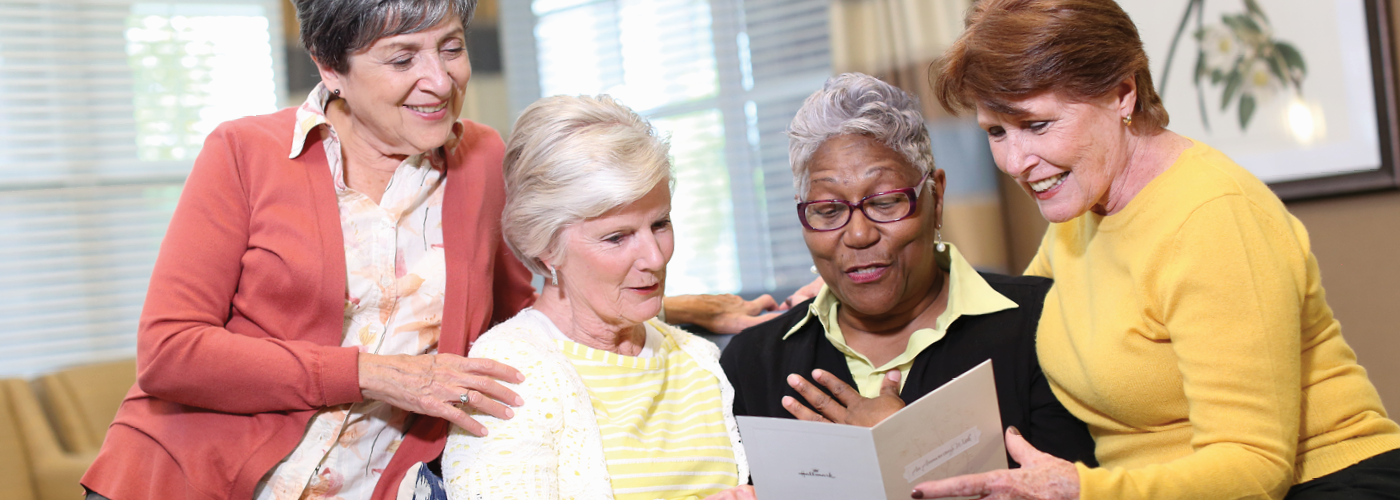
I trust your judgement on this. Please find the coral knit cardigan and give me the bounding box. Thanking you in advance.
[81,108,535,500]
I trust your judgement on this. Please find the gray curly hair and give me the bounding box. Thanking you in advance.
[788,73,935,199]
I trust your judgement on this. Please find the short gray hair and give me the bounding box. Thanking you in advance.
[294,0,476,74]
[501,95,674,277]
[788,73,934,199]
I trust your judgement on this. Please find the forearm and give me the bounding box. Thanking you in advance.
[138,320,362,413]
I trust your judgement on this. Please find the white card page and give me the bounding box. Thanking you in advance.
[737,359,1006,500]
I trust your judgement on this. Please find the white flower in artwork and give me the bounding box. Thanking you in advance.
[1200,24,1242,71]
[1241,58,1280,102]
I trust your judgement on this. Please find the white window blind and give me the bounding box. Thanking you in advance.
[0,0,286,377]
[501,0,831,296]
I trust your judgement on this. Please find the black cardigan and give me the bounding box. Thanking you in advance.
[719,272,1098,467]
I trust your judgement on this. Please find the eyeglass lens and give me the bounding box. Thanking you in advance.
[803,192,913,230]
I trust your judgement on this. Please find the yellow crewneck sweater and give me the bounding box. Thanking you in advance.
[1028,140,1400,500]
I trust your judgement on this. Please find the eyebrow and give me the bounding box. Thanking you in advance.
[377,27,466,52]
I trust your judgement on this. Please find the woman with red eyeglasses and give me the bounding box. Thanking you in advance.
[719,73,1097,468]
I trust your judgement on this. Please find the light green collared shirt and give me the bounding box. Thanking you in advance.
[783,243,1018,397]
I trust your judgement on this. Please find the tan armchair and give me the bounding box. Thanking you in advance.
[37,359,135,454]
[0,378,39,500]
[2,378,92,500]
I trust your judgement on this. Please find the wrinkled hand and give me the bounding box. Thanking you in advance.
[781,277,825,310]
[910,427,1079,500]
[782,369,904,427]
[703,485,756,500]
[358,353,525,437]
[664,293,782,334]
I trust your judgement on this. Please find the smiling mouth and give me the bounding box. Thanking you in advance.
[1030,172,1068,193]
[844,264,888,283]
[406,102,448,114]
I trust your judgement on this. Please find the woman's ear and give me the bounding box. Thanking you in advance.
[931,168,947,228]
[311,53,344,95]
[1115,76,1138,119]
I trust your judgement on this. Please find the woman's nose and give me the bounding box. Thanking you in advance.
[840,210,880,249]
[417,54,453,96]
[635,231,667,271]
[998,138,1036,177]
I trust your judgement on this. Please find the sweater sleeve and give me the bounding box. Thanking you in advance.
[135,122,363,413]
[1076,196,1302,500]
[443,335,567,500]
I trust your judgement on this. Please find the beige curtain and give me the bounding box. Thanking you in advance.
[826,0,1015,272]
[829,0,968,120]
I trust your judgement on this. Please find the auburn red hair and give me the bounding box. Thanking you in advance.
[934,0,1169,129]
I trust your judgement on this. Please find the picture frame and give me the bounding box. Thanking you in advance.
[1121,0,1400,200]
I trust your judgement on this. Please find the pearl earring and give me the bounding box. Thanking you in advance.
[935,228,947,252]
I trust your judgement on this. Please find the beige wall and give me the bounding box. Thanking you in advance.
[1289,193,1400,408]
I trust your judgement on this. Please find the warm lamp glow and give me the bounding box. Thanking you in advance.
[1286,97,1326,145]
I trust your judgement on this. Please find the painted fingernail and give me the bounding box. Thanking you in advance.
[1009,425,1021,436]
[504,407,515,419]
[516,373,526,383]
[911,489,924,499]
[515,396,525,406]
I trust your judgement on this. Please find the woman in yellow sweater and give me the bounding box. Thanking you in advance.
[911,1,1400,499]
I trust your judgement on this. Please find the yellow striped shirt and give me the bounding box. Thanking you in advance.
[557,326,739,500]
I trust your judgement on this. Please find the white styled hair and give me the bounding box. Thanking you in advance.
[787,73,935,199]
[501,94,673,277]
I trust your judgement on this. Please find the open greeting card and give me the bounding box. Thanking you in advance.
[737,360,1006,500]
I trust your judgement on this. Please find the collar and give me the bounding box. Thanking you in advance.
[781,243,1018,369]
[289,83,335,159]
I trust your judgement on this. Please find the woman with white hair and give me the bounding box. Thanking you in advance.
[442,95,753,500]
[721,73,1097,468]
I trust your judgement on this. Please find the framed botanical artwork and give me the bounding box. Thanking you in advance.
[1121,0,1399,199]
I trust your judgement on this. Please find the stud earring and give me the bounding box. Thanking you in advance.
[935,228,947,252]
[333,88,341,97]
[810,265,819,275]
[1122,114,1133,126]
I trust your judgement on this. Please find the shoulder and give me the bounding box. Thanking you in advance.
[659,321,721,360]
[208,107,298,148]
[1150,141,1289,223]
[978,272,1052,305]
[470,312,566,371]
[447,120,505,169]
[722,302,812,352]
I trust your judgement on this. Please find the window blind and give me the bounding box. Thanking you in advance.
[0,0,286,377]
[501,0,831,296]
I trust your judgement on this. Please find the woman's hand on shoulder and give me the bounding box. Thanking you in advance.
[703,485,756,500]
[910,428,1079,500]
[358,352,525,436]
[783,369,904,427]
[664,293,781,334]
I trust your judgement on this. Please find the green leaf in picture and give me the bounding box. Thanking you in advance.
[1266,53,1289,83]
[1237,14,1264,36]
[1195,50,1209,85]
[1244,0,1268,23]
[1239,93,1257,129]
[1276,42,1307,77]
[1221,66,1244,110]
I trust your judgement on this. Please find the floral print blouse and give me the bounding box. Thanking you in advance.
[255,84,453,500]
